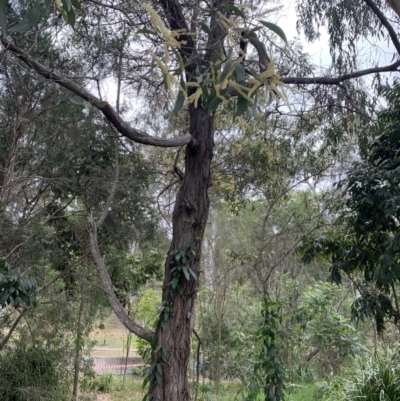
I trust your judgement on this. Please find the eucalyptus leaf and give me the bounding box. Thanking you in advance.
[173,90,185,114]
[9,0,41,33]
[258,42,271,64]
[236,94,248,117]
[222,3,246,18]
[65,6,75,26]
[234,62,246,82]
[198,21,211,35]
[0,0,7,35]
[62,0,72,12]
[207,96,222,113]
[259,20,288,44]
[136,28,157,35]
[70,97,86,105]
[219,57,233,84]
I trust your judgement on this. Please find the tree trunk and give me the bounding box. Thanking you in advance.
[151,105,214,401]
[72,290,85,401]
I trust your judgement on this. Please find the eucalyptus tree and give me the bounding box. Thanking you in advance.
[0,43,159,400]
[1,0,400,400]
[300,82,400,335]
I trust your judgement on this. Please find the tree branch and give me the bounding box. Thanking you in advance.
[89,219,154,342]
[363,0,400,56]
[282,60,400,85]
[1,37,194,148]
[159,0,195,61]
[0,308,28,350]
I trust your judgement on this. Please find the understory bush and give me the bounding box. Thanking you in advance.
[83,373,114,392]
[0,345,70,401]
[317,351,400,401]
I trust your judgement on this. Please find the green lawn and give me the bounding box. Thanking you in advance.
[83,377,318,401]
[287,383,318,401]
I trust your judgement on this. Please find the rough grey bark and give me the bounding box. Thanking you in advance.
[151,105,214,401]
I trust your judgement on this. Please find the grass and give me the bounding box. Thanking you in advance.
[109,378,145,401]
[287,383,318,401]
[89,312,138,357]
[84,378,318,401]
[82,377,145,401]
[83,378,244,401]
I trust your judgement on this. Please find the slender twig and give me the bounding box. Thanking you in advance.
[192,329,202,401]
[0,308,28,349]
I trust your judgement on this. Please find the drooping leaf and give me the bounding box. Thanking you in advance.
[182,266,190,281]
[70,97,86,105]
[219,57,233,84]
[0,0,7,35]
[65,6,75,26]
[70,0,82,11]
[222,3,246,18]
[198,21,211,35]
[207,96,222,113]
[9,0,41,33]
[173,90,186,114]
[236,94,248,117]
[258,42,270,64]
[136,28,157,35]
[62,0,72,12]
[259,21,288,44]
[234,62,246,82]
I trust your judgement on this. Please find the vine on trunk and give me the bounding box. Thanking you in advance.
[143,244,197,400]
[242,299,286,401]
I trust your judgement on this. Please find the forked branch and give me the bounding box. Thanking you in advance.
[89,220,154,342]
[1,37,194,148]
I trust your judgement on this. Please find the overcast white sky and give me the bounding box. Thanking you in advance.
[99,1,398,105]
[276,0,397,72]
[277,1,331,65]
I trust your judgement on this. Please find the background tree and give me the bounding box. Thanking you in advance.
[300,82,400,335]
[2,0,400,400]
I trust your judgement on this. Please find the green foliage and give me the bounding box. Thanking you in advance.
[106,250,164,306]
[83,374,114,393]
[136,288,161,363]
[299,82,400,333]
[1,0,81,35]
[0,258,37,307]
[317,352,400,401]
[0,345,71,401]
[140,2,289,117]
[297,283,360,358]
[198,283,261,382]
[241,300,285,401]
[142,245,198,400]
[296,0,385,69]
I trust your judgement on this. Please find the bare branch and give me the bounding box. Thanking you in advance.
[363,0,400,56]
[282,60,400,85]
[159,0,195,61]
[1,37,195,148]
[0,308,28,350]
[89,219,154,342]
[96,133,119,227]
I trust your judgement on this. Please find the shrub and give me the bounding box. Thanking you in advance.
[0,346,70,401]
[317,351,400,401]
